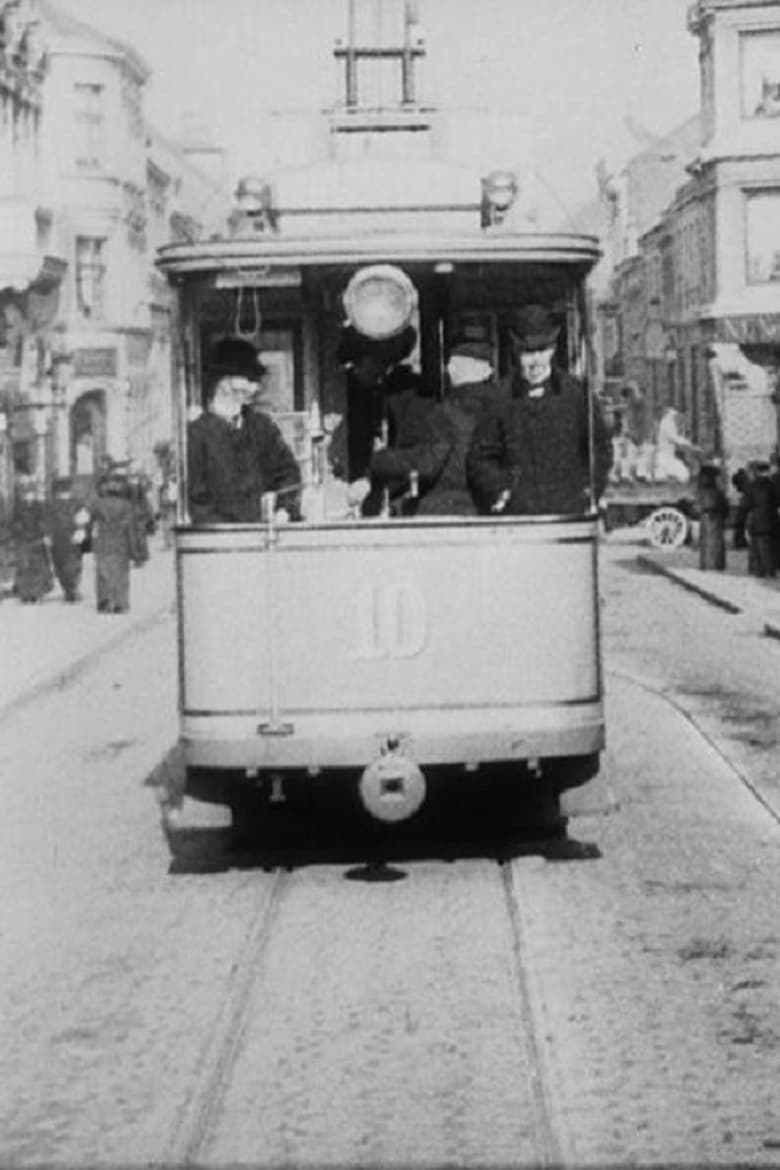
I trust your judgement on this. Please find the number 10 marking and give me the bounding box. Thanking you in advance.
[350,584,428,660]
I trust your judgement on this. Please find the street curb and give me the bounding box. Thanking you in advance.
[0,603,173,725]
[636,554,742,614]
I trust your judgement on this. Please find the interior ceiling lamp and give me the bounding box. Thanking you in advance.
[481,169,519,226]
[343,265,418,341]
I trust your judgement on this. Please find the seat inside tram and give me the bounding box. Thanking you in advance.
[183,261,591,523]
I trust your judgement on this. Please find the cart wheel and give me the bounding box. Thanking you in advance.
[647,506,688,549]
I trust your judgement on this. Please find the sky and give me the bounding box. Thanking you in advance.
[59,0,701,217]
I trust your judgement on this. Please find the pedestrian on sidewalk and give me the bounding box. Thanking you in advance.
[50,476,89,602]
[697,462,728,571]
[91,472,144,613]
[11,477,53,603]
[746,462,779,579]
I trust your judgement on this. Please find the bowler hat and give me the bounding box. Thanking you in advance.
[506,305,560,350]
[207,336,266,381]
[450,338,493,363]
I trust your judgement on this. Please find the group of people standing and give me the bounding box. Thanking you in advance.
[7,465,155,613]
[732,459,780,578]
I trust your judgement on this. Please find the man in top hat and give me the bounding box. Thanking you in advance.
[466,304,611,515]
[187,336,301,524]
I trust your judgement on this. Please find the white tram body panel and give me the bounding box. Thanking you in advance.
[178,515,602,773]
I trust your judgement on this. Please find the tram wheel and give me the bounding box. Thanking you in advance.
[647,506,688,549]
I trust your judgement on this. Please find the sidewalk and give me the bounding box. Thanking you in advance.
[609,527,780,639]
[0,540,175,719]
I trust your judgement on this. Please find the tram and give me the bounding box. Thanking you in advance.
[156,8,605,836]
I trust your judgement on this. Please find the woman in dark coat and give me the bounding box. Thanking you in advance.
[12,479,53,603]
[91,475,143,613]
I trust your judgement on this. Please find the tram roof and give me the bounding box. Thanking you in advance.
[156,230,601,278]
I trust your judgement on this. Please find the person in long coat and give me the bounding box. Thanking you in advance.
[91,475,143,613]
[329,325,454,517]
[466,305,612,515]
[50,476,89,601]
[697,463,728,571]
[417,338,497,516]
[12,479,53,603]
[187,338,301,524]
[746,462,780,578]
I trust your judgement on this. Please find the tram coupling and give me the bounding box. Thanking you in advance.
[358,738,427,822]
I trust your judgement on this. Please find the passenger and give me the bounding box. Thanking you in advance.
[92,472,144,613]
[466,304,611,515]
[187,337,301,524]
[417,338,496,516]
[12,477,53,603]
[330,325,454,517]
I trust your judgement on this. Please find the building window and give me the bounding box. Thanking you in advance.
[75,236,106,319]
[73,83,105,170]
[740,29,780,118]
[745,189,780,283]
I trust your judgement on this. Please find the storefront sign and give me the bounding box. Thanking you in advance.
[717,315,780,345]
[72,348,118,378]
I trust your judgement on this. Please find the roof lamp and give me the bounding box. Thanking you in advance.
[343,265,418,341]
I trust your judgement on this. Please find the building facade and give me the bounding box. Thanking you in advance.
[37,1,225,491]
[599,0,780,475]
[0,0,67,518]
[0,0,226,529]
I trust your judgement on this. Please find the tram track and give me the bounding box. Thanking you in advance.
[158,853,573,1167]
[162,869,291,1165]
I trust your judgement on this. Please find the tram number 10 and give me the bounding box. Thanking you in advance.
[350,584,428,661]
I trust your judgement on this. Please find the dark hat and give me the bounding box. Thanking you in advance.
[337,324,417,370]
[207,336,266,381]
[450,338,493,363]
[506,305,560,350]
[53,476,72,493]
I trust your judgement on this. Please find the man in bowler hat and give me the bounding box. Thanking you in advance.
[187,336,301,524]
[466,304,611,515]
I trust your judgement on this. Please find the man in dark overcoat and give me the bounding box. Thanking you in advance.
[466,305,612,515]
[187,337,301,524]
[417,338,497,517]
[330,325,454,517]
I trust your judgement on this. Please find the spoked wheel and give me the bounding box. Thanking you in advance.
[647,506,688,549]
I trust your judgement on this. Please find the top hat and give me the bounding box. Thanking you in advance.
[506,305,560,350]
[207,336,266,381]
